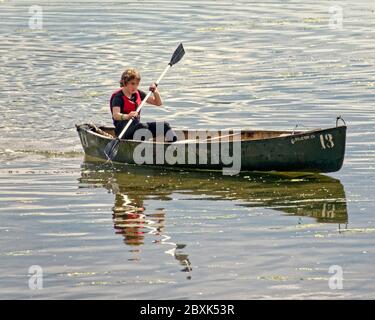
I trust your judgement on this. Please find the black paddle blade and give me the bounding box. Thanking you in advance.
[104,138,120,161]
[169,43,185,66]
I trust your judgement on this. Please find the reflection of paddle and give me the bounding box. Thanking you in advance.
[104,43,185,161]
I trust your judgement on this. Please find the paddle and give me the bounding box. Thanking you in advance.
[104,43,185,161]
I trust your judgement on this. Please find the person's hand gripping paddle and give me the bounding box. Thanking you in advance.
[104,43,185,161]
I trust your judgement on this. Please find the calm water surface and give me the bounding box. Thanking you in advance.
[0,0,375,299]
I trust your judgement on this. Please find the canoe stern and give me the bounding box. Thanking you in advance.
[241,125,347,173]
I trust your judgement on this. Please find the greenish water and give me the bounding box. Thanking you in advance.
[0,0,375,299]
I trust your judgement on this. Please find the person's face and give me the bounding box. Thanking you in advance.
[126,79,140,93]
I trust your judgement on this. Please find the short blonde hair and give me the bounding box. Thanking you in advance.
[120,68,141,87]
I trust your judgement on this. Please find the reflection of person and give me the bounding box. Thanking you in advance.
[112,193,168,247]
[111,191,192,278]
[112,193,146,246]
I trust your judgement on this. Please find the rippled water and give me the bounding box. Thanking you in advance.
[1,0,375,299]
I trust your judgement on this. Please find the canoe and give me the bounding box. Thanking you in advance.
[76,117,346,174]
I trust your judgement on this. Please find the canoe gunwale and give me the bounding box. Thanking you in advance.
[76,123,347,145]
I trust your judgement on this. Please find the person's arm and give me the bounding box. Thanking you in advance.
[112,96,138,121]
[112,107,138,121]
[145,84,163,106]
[112,106,126,121]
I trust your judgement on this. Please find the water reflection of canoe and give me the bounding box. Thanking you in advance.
[78,157,348,224]
[76,120,346,173]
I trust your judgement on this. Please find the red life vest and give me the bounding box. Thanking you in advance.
[110,89,142,118]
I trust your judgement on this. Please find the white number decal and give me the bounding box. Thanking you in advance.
[322,203,336,218]
[320,134,334,149]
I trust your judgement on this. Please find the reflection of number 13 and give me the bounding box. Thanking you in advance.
[320,134,334,149]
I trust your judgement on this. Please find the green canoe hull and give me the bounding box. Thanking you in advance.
[76,123,346,173]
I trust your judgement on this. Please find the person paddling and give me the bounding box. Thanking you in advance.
[110,68,177,142]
